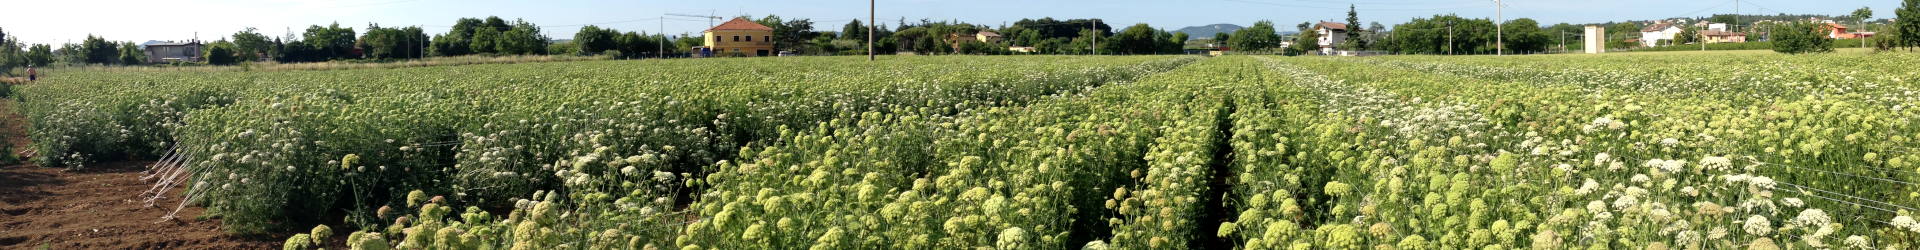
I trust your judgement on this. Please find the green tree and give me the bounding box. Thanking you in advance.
[1229,20,1284,52]
[233,27,271,62]
[359,24,428,59]
[59,43,83,66]
[1855,7,1874,51]
[1168,31,1190,54]
[1500,18,1549,53]
[303,23,357,60]
[433,18,486,56]
[756,15,817,53]
[1212,32,1230,45]
[471,26,501,54]
[841,19,867,42]
[1673,25,1699,45]
[81,35,119,65]
[0,31,19,74]
[1345,4,1365,50]
[1609,22,1641,41]
[205,40,239,65]
[1773,21,1835,54]
[1110,23,1164,54]
[27,44,54,67]
[574,25,618,56]
[118,41,146,65]
[496,19,550,55]
[1901,0,1920,51]
[614,31,658,58]
[1287,26,1320,55]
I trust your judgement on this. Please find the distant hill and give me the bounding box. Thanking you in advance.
[1176,24,1243,39]
[1176,24,1303,40]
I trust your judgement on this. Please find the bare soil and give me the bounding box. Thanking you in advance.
[0,98,282,250]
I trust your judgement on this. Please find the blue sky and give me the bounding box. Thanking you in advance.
[1,0,1901,45]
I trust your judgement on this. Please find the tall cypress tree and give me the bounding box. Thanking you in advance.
[1347,5,1364,50]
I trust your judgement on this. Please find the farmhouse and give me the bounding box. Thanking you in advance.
[703,17,776,57]
[1639,22,1682,47]
[1702,30,1746,43]
[975,31,1002,44]
[948,32,1003,51]
[1314,22,1348,54]
[1823,23,1875,39]
[144,40,204,63]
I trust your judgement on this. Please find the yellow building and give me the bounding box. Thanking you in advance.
[975,32,1002,44]
[703,17,776,57]
[947,32,1003,52]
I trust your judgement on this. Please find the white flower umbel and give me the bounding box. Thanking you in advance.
[1744,215,1773,236]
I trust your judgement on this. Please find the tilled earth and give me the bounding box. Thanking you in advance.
[0,98,282,250]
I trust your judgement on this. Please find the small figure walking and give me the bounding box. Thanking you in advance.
[27,65,35,82]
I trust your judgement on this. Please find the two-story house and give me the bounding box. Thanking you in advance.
[948,32,1003,52]
[1315,22,1348,54]
[703,17,776,57]
[1639,23,1682,47]
[145,40,203,63]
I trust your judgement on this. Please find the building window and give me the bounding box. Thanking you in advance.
[763,36,769,42]
[745,36,752,41]
[733,36,740,42]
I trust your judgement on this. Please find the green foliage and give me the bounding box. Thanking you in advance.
[0,31,21,74]
[1345,5,1366,50]
[573,25,618,56]
[1230,20,1285,53]
[494,19,549,55]
[303,22,359,60]
[1382,15,1501,55]
[27,44,54,68]
[1287,28,1319,55]
[755,15,818,53]
[81,35,119,65]
[205,40,239,65]
[1500,18,1551,53]
[360,24,428,60]
[840,19,867,42]
[1772,21,1836,54]
[470,26,501,54]
[233,27,272,62]
[1899,0,1920,51]
[117,41,145,65]
[1106,23,1183,55]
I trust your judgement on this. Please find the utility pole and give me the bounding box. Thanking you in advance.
[660,17,666,59]
[1494,0,1504,55]
[1448,25,1454,55]
[868,0,875,61]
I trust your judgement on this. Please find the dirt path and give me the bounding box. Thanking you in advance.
[0,98,282,250]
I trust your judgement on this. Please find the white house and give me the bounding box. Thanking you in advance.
[1639,22,1682,47]
[1315,22,1349,54]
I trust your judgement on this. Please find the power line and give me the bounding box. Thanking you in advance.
[1664,0,1735,19]
[1222,0,1483,10]
[266,0,427,12]
[1279,0,1486,5]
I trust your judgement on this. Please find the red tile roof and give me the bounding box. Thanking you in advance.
[1640,23,1676,32]
[1317,22,1348,31]
[707,17,774,32]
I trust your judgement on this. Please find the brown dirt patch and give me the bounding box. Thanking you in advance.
[0,97,283,250]
[0,162,284,250]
